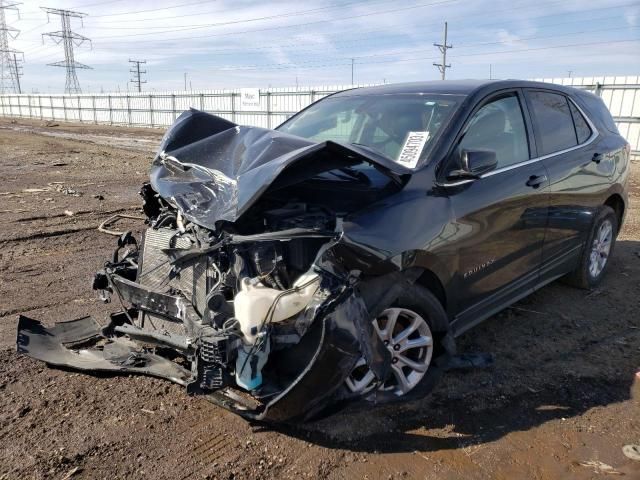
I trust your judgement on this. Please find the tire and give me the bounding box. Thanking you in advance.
[389,284,449,401]
[344,283,450,403]
[565,206,618,290]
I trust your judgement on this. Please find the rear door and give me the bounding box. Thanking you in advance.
[523,89,605,280]
[443,90,550,334]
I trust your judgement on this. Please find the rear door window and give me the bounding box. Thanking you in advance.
[526,91,577,155]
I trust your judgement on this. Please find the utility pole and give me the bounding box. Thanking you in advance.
[0,0,23,94]
[433,21,452,80]
[41,7,92,94]
[567,70,573,78]
[128,59,146,92]
[489,64,492,80]
[183,72,187,90]
[351,58,354,84]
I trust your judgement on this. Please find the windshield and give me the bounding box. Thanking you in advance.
[277,93,460,168]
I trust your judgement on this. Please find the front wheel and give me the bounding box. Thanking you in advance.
[565,206,618,289]
[345,284,449,399]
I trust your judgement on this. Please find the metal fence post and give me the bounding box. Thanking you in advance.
[62,96,68,122]
[50,96,54,120]
[38,95,43,120]
[171,94,176,121]
[92,95,97,124]
[78,95,82,123]
[231,92,236,123]
[595,82,603,97]
[17,94,22,117]
[126,95,132,126]
[149,95,154,127]
[199,92,204,111]
[0,95,4,117]
[108,95,113,125]
[266,91,271,129]
[27,95,32,118]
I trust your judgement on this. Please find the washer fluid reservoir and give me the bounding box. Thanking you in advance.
[234,271,320,345]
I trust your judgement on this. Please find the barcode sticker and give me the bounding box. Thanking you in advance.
[397,131,430,168]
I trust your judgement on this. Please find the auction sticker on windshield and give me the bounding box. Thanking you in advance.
[397,131,430,168]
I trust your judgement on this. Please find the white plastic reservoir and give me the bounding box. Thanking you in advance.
[234,271,320,344]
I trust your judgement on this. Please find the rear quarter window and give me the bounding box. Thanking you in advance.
[577,92,619,134]
[569,101,592,144]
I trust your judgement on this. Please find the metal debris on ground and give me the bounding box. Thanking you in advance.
[97,213,146,236]
[622,444,640,462]
[574,460,624,475]
[22,188,49,193]
[53,184,81,196]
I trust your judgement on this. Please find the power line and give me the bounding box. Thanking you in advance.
[84,7,631,59]
[129,58,146,92]
[86,0,392,28]
[85,0,636,45]
[90,0,462,40]
[153,37,639,73]
[433,21,452,80]
[0,0,22,94]
[90,0,217,17]
[42,7,92,94]
[146,23,639,74]
[69,0,128,8]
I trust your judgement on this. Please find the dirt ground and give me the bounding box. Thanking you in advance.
[0,117,639,480]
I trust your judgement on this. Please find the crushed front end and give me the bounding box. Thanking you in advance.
[17,110,420,422]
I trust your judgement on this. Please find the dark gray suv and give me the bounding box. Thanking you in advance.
[18,80,629,422]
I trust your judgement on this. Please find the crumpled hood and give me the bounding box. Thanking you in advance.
[150,109,412,228]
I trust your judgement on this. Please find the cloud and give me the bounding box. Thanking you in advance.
[496,29,525,48]
[5,0,639,92]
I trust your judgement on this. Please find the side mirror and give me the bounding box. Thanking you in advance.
[448,149,497,179]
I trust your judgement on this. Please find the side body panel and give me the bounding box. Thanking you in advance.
[443,165,549,334]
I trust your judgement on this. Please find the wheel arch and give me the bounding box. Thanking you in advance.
[414,268,447,312]
[604,193,625,231]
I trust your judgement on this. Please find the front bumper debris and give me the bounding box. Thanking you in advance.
[17,315,192,385]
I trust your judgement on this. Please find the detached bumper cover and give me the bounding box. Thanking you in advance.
[16,315,192,386]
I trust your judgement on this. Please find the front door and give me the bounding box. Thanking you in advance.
[442,91,549,334]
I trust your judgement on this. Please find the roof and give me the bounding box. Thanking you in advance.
[331,79,582,97]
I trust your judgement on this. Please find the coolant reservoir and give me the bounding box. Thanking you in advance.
[234,271,320,344]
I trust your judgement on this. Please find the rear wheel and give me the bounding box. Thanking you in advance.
[345,284,448,399]
[565,206,618,289]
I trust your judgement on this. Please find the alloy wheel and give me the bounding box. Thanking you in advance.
[589,219,613,278]
[345,307,434,396]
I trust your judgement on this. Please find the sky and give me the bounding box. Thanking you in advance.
[4,0,640,93]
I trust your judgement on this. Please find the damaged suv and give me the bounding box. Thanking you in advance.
[18,80,629,422]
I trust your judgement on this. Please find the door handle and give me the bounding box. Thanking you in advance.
[526,174,548,188]
[592,153,604,164]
